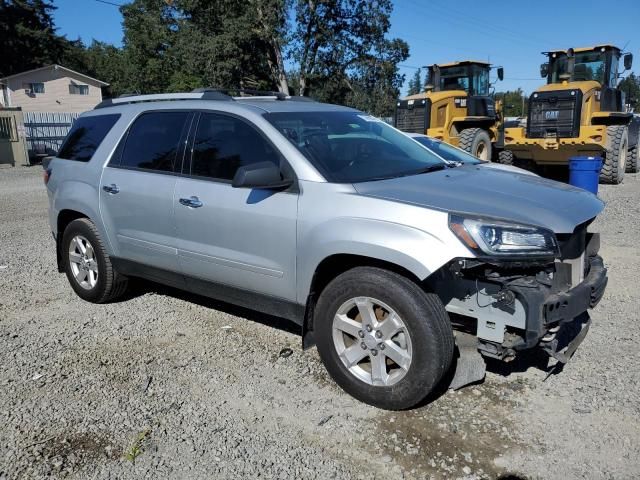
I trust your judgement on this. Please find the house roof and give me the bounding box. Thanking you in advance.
[0,64,109,86]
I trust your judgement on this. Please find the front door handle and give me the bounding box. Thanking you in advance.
[102,184,119,194]
[179,196,203,208]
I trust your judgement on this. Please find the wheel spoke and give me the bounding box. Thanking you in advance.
[378,313,403,340]
[75,237,87,255]
[355,298,377,328]
[383,341,411,370]
[334,314,362,338]
[74,269,87,284]
[370,352,389,385]
[340,343,368,368]
[69,252,82,265]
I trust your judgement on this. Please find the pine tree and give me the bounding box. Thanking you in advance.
[407,69,422,95]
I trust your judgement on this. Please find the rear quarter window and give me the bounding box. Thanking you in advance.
[57,114,121,162]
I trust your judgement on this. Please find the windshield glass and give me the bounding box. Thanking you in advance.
[437,66,469,92]
[411,136,480,164]
[264,111,447,183]
[549,51,606,84]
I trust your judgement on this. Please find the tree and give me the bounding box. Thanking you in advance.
[620,72,640,111]
[407,68,422,95]
[0,0,66,77]
[287,0,406,101]
[497,88,528,117]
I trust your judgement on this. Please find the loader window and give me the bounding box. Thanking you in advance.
[439,66,469,92]
[549,51,607,84]
[470,66,490,96]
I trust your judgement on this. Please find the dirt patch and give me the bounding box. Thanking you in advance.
[375,381,529,479]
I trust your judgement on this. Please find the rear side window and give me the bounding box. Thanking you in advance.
[120,111,190,172]
[57,114,120,162]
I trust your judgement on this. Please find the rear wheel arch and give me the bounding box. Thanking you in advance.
[56,210,90,272]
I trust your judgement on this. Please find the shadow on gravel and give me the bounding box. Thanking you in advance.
[484,348,561,377]
[117,278,301,335]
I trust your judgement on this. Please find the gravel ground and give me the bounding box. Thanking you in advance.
[0,165,638,479]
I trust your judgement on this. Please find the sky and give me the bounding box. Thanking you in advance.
[53,0,640,95]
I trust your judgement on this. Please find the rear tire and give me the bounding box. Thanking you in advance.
[314,267,454,410]
[626,144,638,173]
[61,218,128,303]
[600,125,628,184]
[498,149,514,165]
[459,128,492,161]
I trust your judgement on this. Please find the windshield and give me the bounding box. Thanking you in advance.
[411,136,480,164]
[264,111,447,183]
[549,51,607,84]
[437,66,469,92]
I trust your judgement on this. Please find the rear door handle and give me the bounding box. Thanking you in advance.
[102,184,119,194]
[179,196,203,208]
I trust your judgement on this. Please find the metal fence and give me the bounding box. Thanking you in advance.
[23,111,80,158]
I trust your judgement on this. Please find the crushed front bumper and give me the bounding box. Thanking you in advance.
[508,254,607,352]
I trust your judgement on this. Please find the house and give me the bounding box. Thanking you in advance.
[0,64,108,113]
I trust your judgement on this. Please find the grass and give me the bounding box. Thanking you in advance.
[124,428,151,463]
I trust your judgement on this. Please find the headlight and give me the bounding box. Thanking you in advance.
[449,214,558,257]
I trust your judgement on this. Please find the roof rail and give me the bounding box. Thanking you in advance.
[94,88,316,109]
[95,90,233,109]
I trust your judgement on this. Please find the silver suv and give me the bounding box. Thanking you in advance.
[45,90,607,410]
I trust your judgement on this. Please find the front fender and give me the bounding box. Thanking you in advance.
[296,215,470,303]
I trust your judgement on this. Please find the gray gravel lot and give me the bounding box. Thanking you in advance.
[1,165,639,479]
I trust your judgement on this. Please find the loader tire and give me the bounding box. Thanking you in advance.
[498,150,514,166]
[626,144,638,173]
[459,128,492,161]
[600,125,628,184]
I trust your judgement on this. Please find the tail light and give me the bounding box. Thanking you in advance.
[43,168,52,185]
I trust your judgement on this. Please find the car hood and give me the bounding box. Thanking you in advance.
[353,164,604,233]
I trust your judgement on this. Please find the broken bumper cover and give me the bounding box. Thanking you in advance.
[509,255,607,351]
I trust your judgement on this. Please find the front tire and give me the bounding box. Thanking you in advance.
[459,128,492,161]
[62,218,128,303]
[315,267,454,410]
[600,125,628,184]
[498,149,514,165]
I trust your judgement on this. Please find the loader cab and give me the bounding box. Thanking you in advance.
[426,61,494,96]
[542,45,631,89]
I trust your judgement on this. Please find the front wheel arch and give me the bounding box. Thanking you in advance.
[302,254,426,349]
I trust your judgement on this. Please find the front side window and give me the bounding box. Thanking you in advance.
[120,111,190,172]
[190,113,283,181]
[470,66,489,96]
[265,111,446,183]
[57,114,121,162]
[69,84,89,95]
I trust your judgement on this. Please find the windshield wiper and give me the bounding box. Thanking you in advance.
[412,164,448,174]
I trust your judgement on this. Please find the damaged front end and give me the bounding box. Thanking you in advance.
[432,221,607,387]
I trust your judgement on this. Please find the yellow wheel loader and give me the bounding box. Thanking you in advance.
[501,45,639,184]
[394,61,504,160]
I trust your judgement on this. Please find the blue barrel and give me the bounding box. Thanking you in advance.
[569,156,602,194]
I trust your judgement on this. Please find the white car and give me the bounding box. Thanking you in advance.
[407,133,537,176]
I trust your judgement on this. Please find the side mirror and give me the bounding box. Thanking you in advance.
[540,63,549,78]
[232,161,293,189]
[624,53,633,71]
[497,67,504,81]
